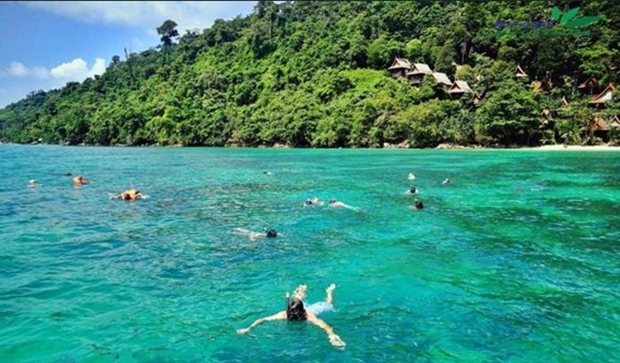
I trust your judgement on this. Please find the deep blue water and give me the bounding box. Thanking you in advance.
[1,145,619,362]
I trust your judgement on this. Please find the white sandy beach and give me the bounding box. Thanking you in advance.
[528,144,620,151]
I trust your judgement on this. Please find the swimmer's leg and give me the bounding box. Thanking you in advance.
[325,283,336,304]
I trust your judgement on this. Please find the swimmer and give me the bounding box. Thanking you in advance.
[304,197,324,207]
[408,173,416,180]
[73,175,87,185]
[110,189,143,201]
[237,283,345,348]
[264,171,273,175]
[414,199,424,209]
[234,228,279,241]
[407,186,418,194]
[442,178,451,185]
[29,179,38,188]
[328,199,357,210]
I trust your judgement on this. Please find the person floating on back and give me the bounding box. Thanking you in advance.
[237,283,345,348]
[110,189,143,201]
[73,175,87,185]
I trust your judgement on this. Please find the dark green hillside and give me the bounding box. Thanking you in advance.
[1,1,619,147]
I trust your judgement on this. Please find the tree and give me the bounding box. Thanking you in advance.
[157,20,179,48]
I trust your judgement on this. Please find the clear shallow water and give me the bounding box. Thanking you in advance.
[1,144,619,363]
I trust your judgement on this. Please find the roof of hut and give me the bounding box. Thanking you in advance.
[388,57,411,71]
[406,63,433,76]
[578,77,598,89]
[590,83,617,104]
[448,80,472,94]
[432,72,452,86]
[516,64,528,78]
[589,116,609,131]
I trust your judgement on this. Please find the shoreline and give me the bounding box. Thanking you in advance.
[3,142,619,151]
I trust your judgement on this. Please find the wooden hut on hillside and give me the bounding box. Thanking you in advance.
[405,63,433,85]
[432,72,452,87]
[609,115,620,128]
[578,77,598,94]
[584,115,609,141]
[590,83,616,107]
[448,80,472,99]
[516,64,529,78]
[388,57,411,78]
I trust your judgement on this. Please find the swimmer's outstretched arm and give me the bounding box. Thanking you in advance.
[307,314,346,348]
[236,310,286,335]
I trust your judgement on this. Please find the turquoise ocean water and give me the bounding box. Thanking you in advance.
[1,144,619,363]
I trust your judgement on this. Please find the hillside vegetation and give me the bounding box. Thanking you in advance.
[1,0,619,148]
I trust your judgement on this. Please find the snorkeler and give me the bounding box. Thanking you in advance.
[110,189,143,201]
[234,228,279,241]
[304,197,324,206]
[73,175,87,185]
[237,283,345,348]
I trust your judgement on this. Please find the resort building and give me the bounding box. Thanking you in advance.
[590,83,616,107]
[609,115,620,128]
[448,80,473,99]
[388,57,412,78]
[578,77,598,94]
[405,63,433,85]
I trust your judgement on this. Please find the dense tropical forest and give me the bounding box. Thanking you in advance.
[1,0,619,148]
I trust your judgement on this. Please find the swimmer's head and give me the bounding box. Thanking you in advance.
[409,187,416,193]
[305,199,313,205]
[286,298,307,321]
[29,179,37,184]
[329,199,337,204]
[266,229,277,238]
[414,199,424,209]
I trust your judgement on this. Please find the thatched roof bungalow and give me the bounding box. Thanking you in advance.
[388,57,412,78]
[405,63,433,85]
[590,83,616,106]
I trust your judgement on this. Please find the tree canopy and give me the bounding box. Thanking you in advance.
[1,1,619,148]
